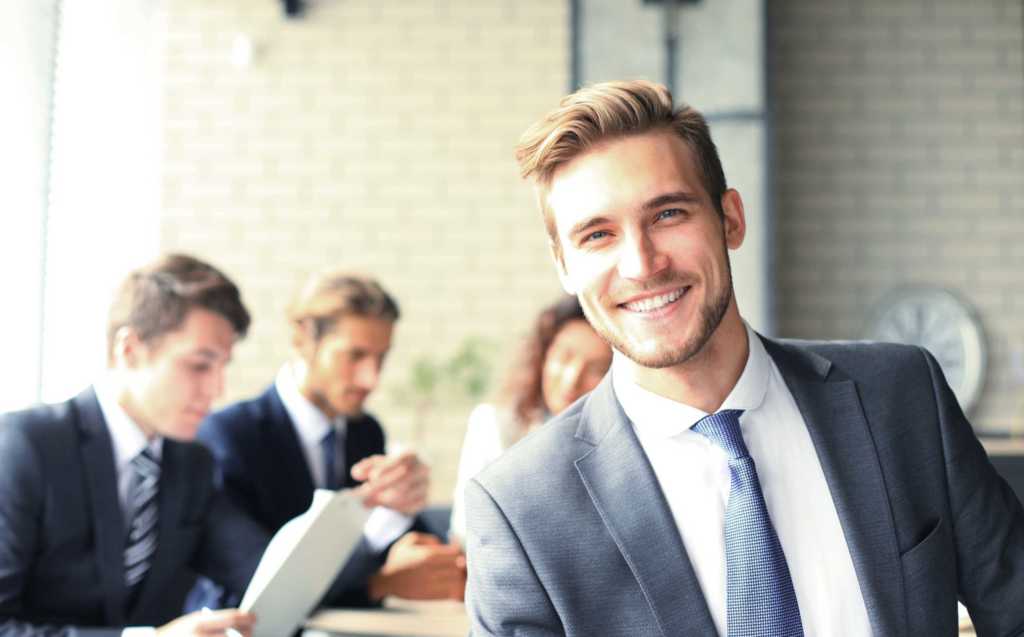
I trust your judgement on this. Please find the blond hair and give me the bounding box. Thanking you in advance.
[288,270,399,342]
[514,80,727,259]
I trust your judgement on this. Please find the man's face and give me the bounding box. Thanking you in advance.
[301,315,394,418]
[122,308,237,440]
[546,130,745,369]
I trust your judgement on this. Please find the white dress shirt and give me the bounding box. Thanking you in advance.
[613,324,871,637]
[93,377,162,637]
[94,377,164,519]
[275,363,413,552]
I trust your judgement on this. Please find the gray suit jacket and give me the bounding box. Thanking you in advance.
[466,338,1024,636]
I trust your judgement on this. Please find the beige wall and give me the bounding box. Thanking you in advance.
[771,0,1024,433]
[160,0,569,500]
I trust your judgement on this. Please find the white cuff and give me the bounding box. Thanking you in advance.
[363,506,414,552]
[122,628,157,637]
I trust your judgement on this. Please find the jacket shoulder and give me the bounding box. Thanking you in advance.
[771,336,931,381]
[199,387,279,441]
[0,397,78,447]
[473,400,587,498]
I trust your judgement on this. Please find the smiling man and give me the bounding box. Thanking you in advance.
[0,254,266,637]
[464,81,1024,637]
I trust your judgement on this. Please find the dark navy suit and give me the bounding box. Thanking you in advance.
[0,389,268,637]
[196,385,398,607]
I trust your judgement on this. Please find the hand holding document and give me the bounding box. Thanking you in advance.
[155,608,255,637]
[239,488,370,637]
[351,450,430,516]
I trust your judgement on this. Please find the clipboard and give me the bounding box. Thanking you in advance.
[239,488,370,637]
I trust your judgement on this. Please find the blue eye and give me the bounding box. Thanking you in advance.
[583,230,609,243]
[657,208,683,221]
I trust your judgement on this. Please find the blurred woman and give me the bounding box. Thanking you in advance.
[449,295,612,543]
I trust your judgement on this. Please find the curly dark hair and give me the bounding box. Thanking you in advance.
[499,295,589,429]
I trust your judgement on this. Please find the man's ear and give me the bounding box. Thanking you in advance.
[112,326,143,369]
[720,188,747,250]
[291,319,318,362]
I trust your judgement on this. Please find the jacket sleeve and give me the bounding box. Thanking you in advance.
[464,478,563,637]
[0,422,120,637]
[191,489,270,599]
[924,348,1024,637]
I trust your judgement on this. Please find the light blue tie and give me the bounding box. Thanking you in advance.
[692,409,803,637]
[321,428,338,490]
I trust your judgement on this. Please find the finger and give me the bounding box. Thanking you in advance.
[403,531,440,546]
[350,454,387,481]
[195,610,255,633]
[360,469,427,504]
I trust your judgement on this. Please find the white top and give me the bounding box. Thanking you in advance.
[275,363,412,552]
[613,324,871,637]
[449,404,510,544]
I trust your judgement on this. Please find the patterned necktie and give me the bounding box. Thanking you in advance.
[321,428,338,490]
[124,448,160,592]
[692,409,804,637]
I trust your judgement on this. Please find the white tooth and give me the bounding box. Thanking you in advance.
[624,287,685,312]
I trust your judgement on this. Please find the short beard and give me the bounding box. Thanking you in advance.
[584,260,734,370]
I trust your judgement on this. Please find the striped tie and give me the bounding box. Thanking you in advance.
[124,448,160,591]
[692,410,804,637]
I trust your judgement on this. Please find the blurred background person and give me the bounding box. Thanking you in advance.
[194,270,464,609]
[0,254,265,636]
[449,296,612,544]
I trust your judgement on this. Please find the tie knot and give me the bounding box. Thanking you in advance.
[321,428,337,447]
[692,409,748,460]
[131,448,160,478]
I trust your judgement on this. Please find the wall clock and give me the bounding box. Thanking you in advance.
[862,286,987,415]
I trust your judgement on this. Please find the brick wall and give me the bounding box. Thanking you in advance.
[160,0,569,500]
[771,0,1024,432]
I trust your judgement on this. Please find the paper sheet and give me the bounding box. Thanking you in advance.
[240,488,370,637]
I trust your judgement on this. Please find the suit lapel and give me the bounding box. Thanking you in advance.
[264,387,316,518]
[574,376,717,636]
[129,439,189,618]
[73,388,127,625]
[763,337,904,636]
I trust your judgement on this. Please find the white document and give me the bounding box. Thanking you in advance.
[240,488,370,637]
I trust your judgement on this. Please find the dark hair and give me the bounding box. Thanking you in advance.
[499,295,588,428]
[288,269,399,340]
[106,253,250,363]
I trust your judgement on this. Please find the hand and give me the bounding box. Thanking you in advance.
[156,609,255,637]
[368,532,466,602]
[351,451,429,516]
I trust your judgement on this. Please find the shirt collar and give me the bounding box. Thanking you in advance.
[275,362,346,447]
[613,322,770,438]
[93,374,164,469]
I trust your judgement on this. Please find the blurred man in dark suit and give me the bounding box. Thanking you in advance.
[196,270,464,609]
[0,254,264,636]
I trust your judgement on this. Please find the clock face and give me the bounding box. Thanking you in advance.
[863,287,986,414]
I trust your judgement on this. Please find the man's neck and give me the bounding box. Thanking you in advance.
[623,311,750,413]
[102,370,158,440]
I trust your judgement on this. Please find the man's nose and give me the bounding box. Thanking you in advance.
[354,358,382,391]
[204,366,225,401]
[616,230,668,280]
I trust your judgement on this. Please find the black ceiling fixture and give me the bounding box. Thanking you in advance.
[281,0,304,18]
